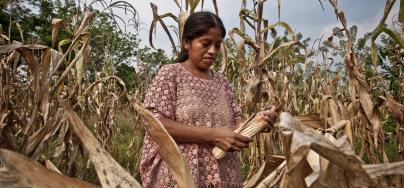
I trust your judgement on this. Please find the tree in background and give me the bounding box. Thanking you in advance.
[0,0,171,89]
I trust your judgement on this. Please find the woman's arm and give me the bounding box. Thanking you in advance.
[160,117,251,151]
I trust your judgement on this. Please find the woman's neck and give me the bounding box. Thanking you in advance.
[184,60,213,80]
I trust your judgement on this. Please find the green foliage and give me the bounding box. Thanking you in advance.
[116,63,136,90]
[1,0,172,89]
[0,0,36,43]
[324,23,403,165]
[88,10,138,69]
[110,111,144,182]
[382,112,399,162]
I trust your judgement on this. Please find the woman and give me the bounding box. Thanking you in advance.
[140,12,277,188]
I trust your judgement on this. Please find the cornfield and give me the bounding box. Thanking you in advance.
[0,0,404,187]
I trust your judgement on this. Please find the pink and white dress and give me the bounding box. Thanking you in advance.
[140,63,243,188]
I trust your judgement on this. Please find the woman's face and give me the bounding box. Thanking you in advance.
[184,27,223,71]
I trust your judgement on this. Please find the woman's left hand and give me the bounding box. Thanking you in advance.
[256,106,278,133]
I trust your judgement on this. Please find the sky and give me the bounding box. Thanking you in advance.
[93,0,398,54]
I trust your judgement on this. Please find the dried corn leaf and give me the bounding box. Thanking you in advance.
[0,113,8,135]
[310,135,370,188]
[44,160,62,174]
[75,11,94,36]
[0,43,23,55]
[297,113,322,129]
[363,161,404,179]
[64,103,142,188]
[255,161,286,188]
[244,155,285,188]
[84,76,127,96]
[262,21,296,40]
[280,156,311,188]
[51,37,89,94]
[383,94,404,125]
[40,48,52,125]
[51,19,66,47]
[178,11,190,44]
[278,118,311,188]
[212,0,218,15]
[260,41,305,65]
[278,113,371,182]
[149,3,177,53]
[190,0,201,12]
[21,109,64,158]
[353,79,381,148]
[0,149,99,188]
[15,22,24,43]
[130,100,196,188]
[304,150,320,186]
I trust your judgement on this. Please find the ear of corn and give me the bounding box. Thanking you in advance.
[212,115,266,159]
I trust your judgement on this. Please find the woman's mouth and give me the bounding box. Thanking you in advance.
[203,57,215,62]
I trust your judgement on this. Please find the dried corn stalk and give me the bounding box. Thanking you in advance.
[248,112,404,188]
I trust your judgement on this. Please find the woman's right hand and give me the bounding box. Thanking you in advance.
[209,127,252,152]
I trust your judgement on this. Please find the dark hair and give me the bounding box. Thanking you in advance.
[176,11,226,62]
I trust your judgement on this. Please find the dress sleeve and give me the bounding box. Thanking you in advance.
[223,77,243,119]
[143,64,177,120]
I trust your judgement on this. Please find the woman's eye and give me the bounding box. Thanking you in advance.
[202,43,210,47]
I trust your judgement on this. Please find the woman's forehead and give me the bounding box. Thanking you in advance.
[195,28,223,41]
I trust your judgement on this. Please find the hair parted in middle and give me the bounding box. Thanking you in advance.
[176,11,226,62]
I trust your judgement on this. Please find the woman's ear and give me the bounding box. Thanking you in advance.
[183,40,190,50]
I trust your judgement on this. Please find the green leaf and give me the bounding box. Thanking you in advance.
[371,41,379,65]
[381,27,404,48]
[58,39,71,52]
[191,0,201,13]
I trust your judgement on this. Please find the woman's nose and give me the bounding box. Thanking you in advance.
[207,44,219,55]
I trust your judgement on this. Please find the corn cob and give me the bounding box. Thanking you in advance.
[212,114,267,159]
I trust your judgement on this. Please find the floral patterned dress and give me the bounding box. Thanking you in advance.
[140,63,243,188]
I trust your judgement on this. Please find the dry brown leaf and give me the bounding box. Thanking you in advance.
[353,80,382,148]
[44,159,62,174]
[64,103,142,188]
[255,161,286,188]
[15,22,24,43]
[297,113,322,129]
[278,113,372,183]
[0,149,99,188]
[149,3,177,53]
[51,35,89,95]
[384,94,404,125]
[0,43,23,55]
[363,161,404,179]
[178,11,190,45]
[21,109,64,158]
[130,100,196,188]
[51,19,66,47]
[280,158,311,188]
[40,48,51,125]
[0,113,8,136]
[15,47,40,135]
[75,11,94,36]
[244,156,285,188]
[304,150,320,187]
